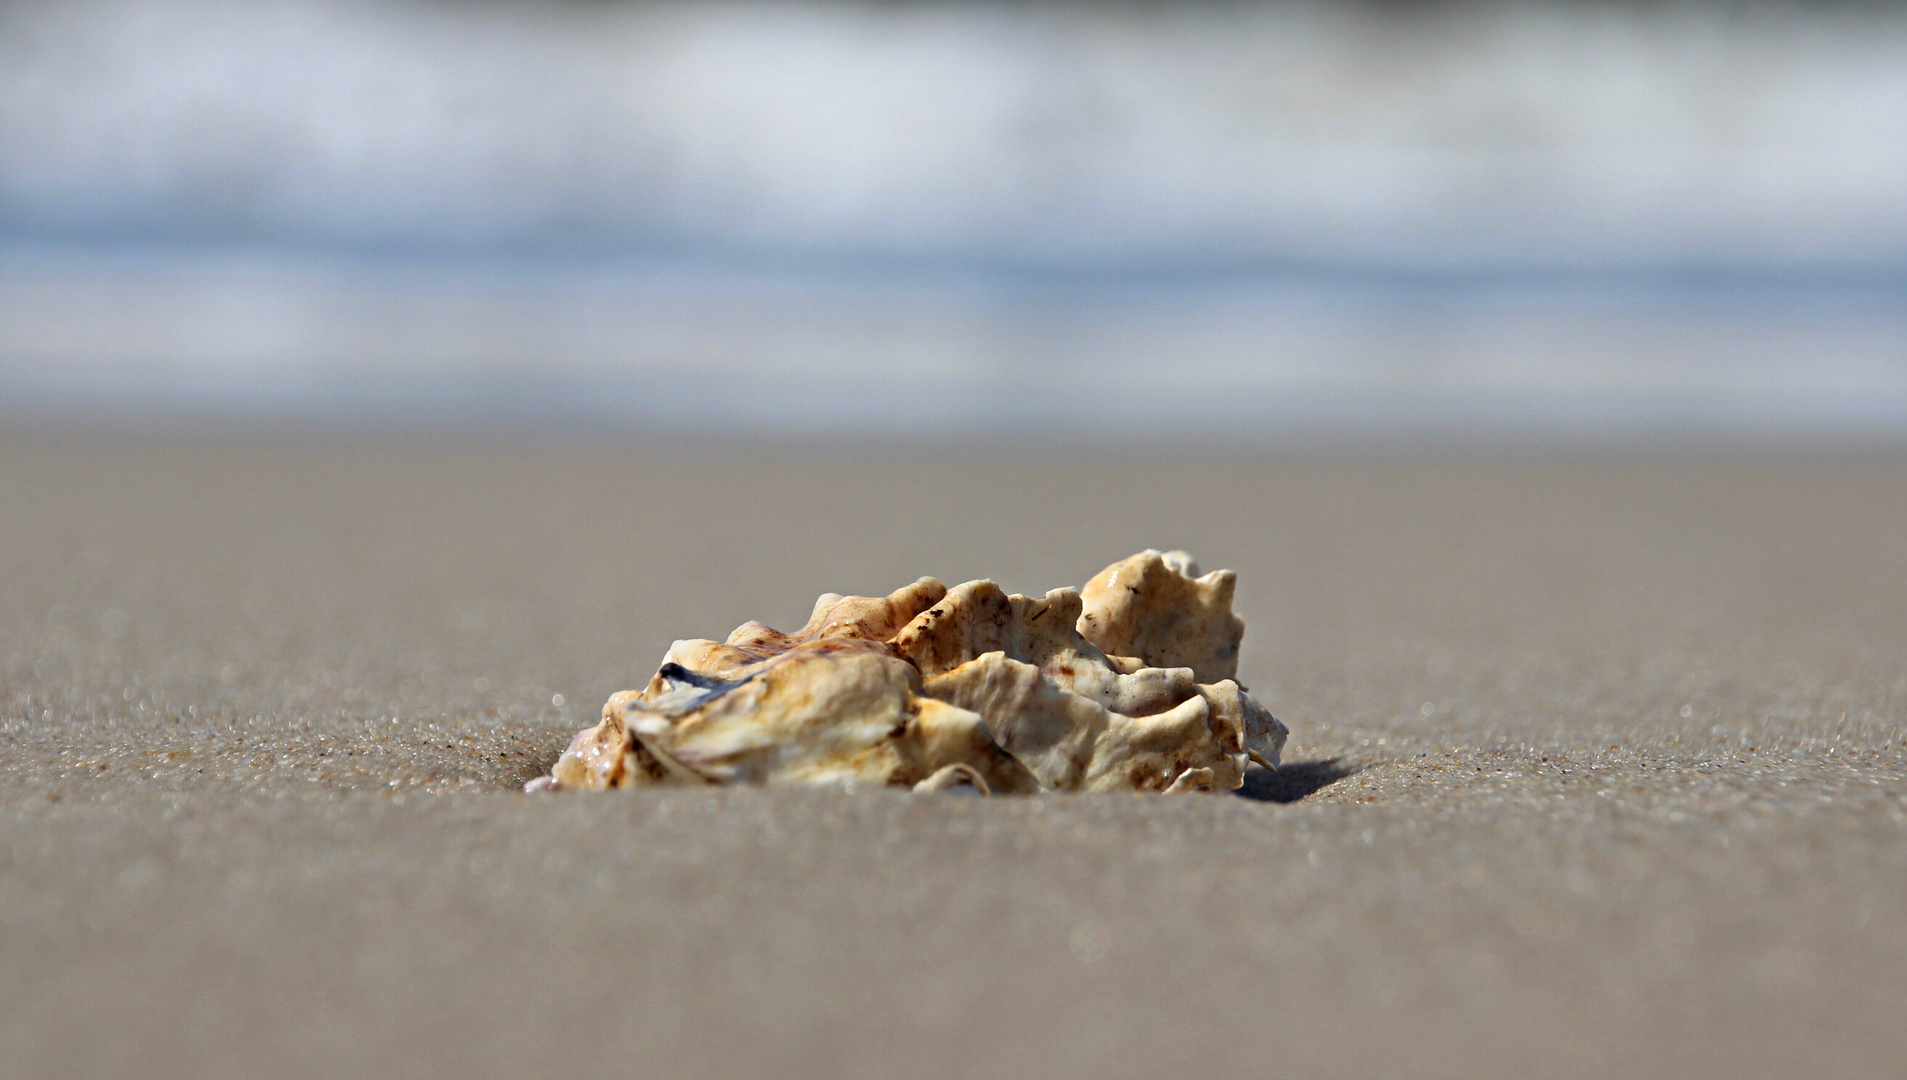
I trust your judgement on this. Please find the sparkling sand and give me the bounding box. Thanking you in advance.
[3,433,1904,1078]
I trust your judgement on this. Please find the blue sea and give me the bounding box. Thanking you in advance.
[4,0,1904,441]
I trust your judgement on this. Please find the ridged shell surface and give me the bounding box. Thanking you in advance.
[530,551,1286,795]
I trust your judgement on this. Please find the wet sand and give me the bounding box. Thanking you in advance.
[3,432,1905,1078]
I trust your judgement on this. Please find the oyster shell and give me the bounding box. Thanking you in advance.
[531,551,1286,795]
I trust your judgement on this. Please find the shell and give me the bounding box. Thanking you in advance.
[533,551,1286,795]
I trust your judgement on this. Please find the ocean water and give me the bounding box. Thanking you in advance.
[3,0,1904,439]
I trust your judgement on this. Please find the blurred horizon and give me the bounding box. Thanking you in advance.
[4,0,1905,441]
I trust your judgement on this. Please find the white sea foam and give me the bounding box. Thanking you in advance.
[5,0,1906,268]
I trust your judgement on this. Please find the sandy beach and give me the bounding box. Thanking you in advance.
[3,431,1904,1077]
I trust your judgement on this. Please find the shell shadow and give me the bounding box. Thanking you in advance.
[1234,758,1360,803]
